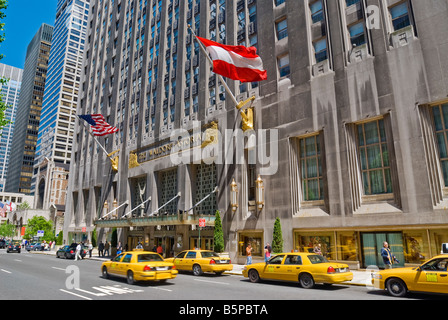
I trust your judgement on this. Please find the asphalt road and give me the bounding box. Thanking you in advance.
[0,249,441,305]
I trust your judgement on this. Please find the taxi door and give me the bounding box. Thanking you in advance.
[173,251,187,270]
[118,253,133,276]
[283,255,303,281]
[184,251,198,271]
[109,253,125,276]
[262,255,286,281]
[415,257,448,294]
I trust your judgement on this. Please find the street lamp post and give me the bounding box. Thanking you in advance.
[230,178,239,213]
[255,175,265,210]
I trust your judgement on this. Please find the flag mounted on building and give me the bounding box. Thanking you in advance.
[78,114,119,136]
[0,202,5,217]
[5,201,16,212]
[196,36,267,83]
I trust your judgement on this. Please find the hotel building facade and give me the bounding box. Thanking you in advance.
[64,0,448,268]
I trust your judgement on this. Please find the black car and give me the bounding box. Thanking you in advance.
[56,243,87,259]
[6,241,21,253]
[0,239,6,249]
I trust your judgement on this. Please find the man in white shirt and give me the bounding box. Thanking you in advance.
[75,243,83,261]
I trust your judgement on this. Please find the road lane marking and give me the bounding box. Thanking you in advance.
[14,259,22,262]
[1,269,11,274]
[60,289,93,300]
[148,286,173,292]
[52,267,66,271]
[194,279,229,285]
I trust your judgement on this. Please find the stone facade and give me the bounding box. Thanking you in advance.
[64,0,448,268]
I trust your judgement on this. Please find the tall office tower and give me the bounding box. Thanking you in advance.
[5,24,53,195]
[33,0,90,211]
[65,0,448,269]
[0,64,23,192]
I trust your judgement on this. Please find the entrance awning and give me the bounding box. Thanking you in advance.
[94,212,216,228]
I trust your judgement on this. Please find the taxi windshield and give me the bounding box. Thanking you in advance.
[308,255,330,264]
[138,254,164,262]
[200,251,219,258]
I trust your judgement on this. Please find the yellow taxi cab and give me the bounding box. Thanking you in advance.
[101,250,178,285]
[165,250,233,276]
[242,252,353,289]
[372,254,448,297]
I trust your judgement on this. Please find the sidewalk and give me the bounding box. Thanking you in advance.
[32,249,372,287]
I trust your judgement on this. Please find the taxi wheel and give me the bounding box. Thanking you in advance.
[248,269,260,283]
[102,266,110,279]
[386,278,407,297]
[127,271,135,285]
[299,273,315,289]
[193,264,203,276]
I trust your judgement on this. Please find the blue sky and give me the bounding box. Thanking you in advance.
[2,0,58,69]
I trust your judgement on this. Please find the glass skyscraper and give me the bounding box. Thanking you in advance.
[0,63,23,192]
[32,0,90,200]
[5,24,53,195]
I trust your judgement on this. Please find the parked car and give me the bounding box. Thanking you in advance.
[243,252,353,289]
[372,254,448,297]
[56,243,87,259]
[7,240,21,253]
[165,250,233,276]
[25,242,44,251]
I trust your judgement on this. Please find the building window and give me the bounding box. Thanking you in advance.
[298,134,324,201]
[278,54,290,78]
[275,0,285,6]
[357,119,392,195]
[276,18,288,41]
[346,0,360,6]
[348,22,366,47]
[310,0,324,24]
[431,103,448,186]
[313,38,328,63]
[390,2,411,31]
[238,231,263,257]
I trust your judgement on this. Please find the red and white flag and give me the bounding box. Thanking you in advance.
[197,37,267,83]
[78,114,119,136]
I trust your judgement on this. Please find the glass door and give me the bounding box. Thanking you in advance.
[362,232,405,268]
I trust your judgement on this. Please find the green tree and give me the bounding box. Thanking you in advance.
[0,0,11,130]
[56,230,63,245]
[213,210,224,253]
[24,216,55,242]
[91,228,97,247]
[272,217,284,253]
[0,222,15,238]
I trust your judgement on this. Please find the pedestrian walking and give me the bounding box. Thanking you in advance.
[313,244,322,255]
[98,241,104,257]
[157,244,163,256]
[75,243,83,261]
[104,241,110,257]
[381,241,398,269]
[264,243,271,262]
[88,241,93,258]
[117,241,123,255]
[246,243,253,265]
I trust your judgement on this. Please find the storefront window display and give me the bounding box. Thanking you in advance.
[294,232,335,260]
[430,229,448,256]
[403,230,428,264]
[238,232,263,256]
[337,232,358,261]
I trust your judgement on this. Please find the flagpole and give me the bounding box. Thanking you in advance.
[77,115,114,161]
[187,24,240,108]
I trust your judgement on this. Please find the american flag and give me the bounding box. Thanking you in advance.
[78,114,119,136]
[0,202,6,218]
